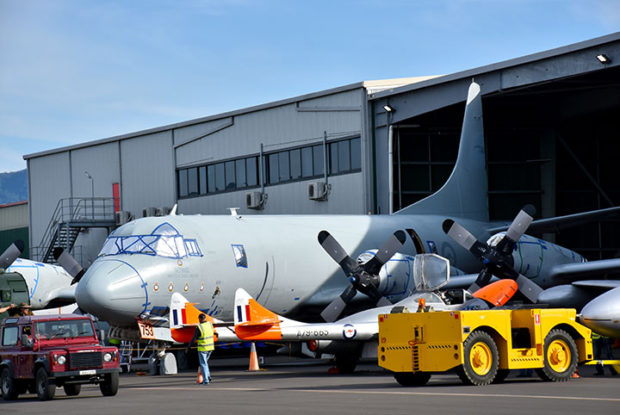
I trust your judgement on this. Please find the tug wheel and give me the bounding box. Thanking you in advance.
[537,329,577,382]
[458,330,498,385]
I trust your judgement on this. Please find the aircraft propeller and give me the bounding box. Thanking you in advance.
[318,230,407,322]
[442,204,543,303]
[53,248,86,284]
[0,240,25,270]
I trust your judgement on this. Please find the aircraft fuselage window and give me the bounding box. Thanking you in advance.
[232,244,248,268]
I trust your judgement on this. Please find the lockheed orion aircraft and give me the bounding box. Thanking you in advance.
[66,82,620,348]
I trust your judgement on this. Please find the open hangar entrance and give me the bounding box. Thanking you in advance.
[371,37,620,261]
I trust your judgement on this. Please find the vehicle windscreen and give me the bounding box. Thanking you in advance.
[35,319,95,340]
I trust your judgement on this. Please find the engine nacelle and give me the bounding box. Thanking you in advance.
[356,251,415,298]
[488,233,586,287]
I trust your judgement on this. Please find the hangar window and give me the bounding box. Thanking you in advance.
[187,167,199,196]
[176,137,359,198]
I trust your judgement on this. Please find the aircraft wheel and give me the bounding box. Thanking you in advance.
[63,383,81,396]
[537,329,577,382]
[100,372,119,396]
[1,367,18,400]
[458,330,498,385]
[394,372,431,386]
[35,367,56,401]
[334,353,358,374]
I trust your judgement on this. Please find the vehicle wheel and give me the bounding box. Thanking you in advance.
[492,369,510,384]
[35,367,56,401]
[394,372,431,386]
[458,330,499,386]
[1,367,18,400]
[100,372,119,396]
[536,329,577,382]
[63,383,81,396]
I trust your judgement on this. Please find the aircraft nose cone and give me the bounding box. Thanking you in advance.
[76,259,148,326]
[580,286,620,338]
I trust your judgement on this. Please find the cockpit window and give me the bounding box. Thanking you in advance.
[98,222,202,259]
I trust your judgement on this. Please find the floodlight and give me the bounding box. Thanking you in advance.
[596,54,611,64]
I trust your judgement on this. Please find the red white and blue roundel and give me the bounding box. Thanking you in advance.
[342,324,357,339]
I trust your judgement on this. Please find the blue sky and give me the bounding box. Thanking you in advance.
[1,0,618,173]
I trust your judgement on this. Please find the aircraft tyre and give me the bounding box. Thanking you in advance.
[100,372,119,396]
[458,330,498,386]
[35,367,56,401]
[394,372,431,386]
[536,329,577,382]
[63,383,81,396]
[1,367,18,400]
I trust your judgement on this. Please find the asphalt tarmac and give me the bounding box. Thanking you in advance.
[2,359,619,414]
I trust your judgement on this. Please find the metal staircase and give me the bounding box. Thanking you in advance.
[33,197,117,264]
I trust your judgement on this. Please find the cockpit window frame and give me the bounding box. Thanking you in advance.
[98,222,203,260]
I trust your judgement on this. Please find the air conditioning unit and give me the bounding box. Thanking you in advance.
[115,211,133,226]
[246,192,264,209]
[308,182,328,201]
[143,207,158,217]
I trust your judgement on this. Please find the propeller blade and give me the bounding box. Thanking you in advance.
[317,231,358,276]
[514,274,544,303]
[363,230,407,275]
[53,248,86,284]
[0,240,24,269]
[468,268,493,293]
[320,285,357,322]
[442,219,488,258]
[496,204,536,254]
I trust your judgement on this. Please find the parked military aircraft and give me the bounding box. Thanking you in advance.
[0,241,76,311]
[69,81,620,348]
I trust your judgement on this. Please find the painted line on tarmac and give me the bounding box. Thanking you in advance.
[129,386,620,402]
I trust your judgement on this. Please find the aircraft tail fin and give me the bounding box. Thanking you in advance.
[169,292,221,343]
[395,81,488,221]
[234,288,299,341]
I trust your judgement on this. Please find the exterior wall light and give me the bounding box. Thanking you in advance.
[596,54,611,64]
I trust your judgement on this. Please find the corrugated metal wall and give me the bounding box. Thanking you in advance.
[120,130,175,216]
[26,85,370,265]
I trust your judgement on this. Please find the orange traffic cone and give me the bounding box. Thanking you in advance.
[196,367,204,384]
[572,368,580,379]
[248,342,261,371]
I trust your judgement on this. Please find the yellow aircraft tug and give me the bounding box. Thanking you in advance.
[378,307,593,386]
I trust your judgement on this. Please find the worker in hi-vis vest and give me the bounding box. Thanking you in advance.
[186,313,215,385]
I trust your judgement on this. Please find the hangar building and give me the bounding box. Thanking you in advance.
[24,32,620,267]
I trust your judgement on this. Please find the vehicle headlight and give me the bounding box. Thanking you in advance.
[57,355,66,365]
[103,352,112,362]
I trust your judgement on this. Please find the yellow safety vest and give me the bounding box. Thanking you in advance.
[197,322,214,352]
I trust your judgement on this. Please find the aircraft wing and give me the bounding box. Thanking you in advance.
[488,206,620,234]
[444,273,498,289]
[571,279,620,289]
[234,288,383,342]
[548,258,620,281]
[40,285,77,309]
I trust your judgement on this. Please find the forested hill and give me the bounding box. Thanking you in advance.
[0,169,28,204]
